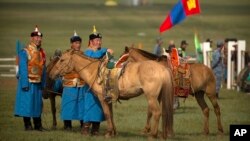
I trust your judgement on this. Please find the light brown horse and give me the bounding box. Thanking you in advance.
[48,50,174,139]
[124,47,224,135]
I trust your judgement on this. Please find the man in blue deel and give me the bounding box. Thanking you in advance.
[14,26,46,131]
[81,26,113,136]
[60,31,85,130]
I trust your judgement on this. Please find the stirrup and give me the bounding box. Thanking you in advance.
[104,95,112,103]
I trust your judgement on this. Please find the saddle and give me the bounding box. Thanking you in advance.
[173,62,191,98]
[98,54,129,103]
[170,48,191,98]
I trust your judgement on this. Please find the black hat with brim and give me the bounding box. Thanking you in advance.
[70,36,82,43]
[89,33,102,40]
[31,32,43,37]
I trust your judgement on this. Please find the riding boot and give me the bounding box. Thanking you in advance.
[91,122,100,136]
[64,120,72,130]
[81,122,91,135]
[80,120,83,128]
[33,117,43,131]
[23,117,33,131]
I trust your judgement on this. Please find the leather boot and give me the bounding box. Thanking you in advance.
[91,122,100,136]
[80,120,83,128]
[23,117,33,131]
[64,120,72,130]
[81,122,91,135]
[33,117,44,131]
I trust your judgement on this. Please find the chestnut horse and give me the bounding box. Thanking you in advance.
[42,53,63,128]
[124,47,224,135]
[48,50,174,139]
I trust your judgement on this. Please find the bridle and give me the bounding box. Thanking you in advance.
[53,52,107,92]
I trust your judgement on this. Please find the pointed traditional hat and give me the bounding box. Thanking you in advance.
[89,25,102,40]
[70,30,82,43]
[31,25,43,37]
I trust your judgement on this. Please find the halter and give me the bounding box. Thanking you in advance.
[54,52,108,93]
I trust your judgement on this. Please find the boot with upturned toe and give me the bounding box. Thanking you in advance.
[91,122,100,136]
[33,117,46,131]
[63,120,72,130]
[81,122,91,135]
[23,117,33,131]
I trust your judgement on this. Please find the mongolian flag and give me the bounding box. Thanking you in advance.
[159,0,201,33]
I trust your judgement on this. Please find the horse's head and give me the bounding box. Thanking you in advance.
[122,46,138,62]
[49,49,74,79]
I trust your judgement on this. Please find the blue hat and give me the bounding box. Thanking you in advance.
[89,25,102,40]
[70,31,82,43]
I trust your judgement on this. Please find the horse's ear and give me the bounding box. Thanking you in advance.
[125,46,129,53]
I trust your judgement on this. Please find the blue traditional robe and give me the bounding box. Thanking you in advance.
[14,49,46,117]
[82,48,106,122]
[61,87,84,120]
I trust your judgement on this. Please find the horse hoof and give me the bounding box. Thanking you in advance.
[141,128,150,134]
[218,130,224,136]
[105,133,112,138]
[51,126,57,130]
[105,131,115,138]
[203,131,209,135]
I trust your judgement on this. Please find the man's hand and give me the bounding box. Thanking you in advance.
[107,49,113,55]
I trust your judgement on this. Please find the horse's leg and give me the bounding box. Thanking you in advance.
[194,91,210,135]
[206,92,224,134]
[142,106,152,134]
[50,94,57,129]
[108,103,116,135]
[147,98,161,138]
[97,95,115,138]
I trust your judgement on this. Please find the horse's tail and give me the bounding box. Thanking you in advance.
[161,68,174,139]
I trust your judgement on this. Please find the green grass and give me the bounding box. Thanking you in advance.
[0,0,250,140]
[0,78,250,141]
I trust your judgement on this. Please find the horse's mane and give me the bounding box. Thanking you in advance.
[129,47,170,62]
[130,47,159,60]
[68,49,103,62]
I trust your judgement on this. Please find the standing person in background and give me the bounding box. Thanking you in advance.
[153,37,163,57]
[178,40,188,58]
[212,41,224,98]
[14,26,46,131]
[81,26,113,136]
[60,31,85,130]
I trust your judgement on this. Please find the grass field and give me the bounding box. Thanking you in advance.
[0,0,250,141]
[0,78,250,141]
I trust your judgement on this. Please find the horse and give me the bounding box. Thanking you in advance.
[123,46,224,135]
[42,50,63,128]
[48,50,174,139]
[237,66,250,92]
